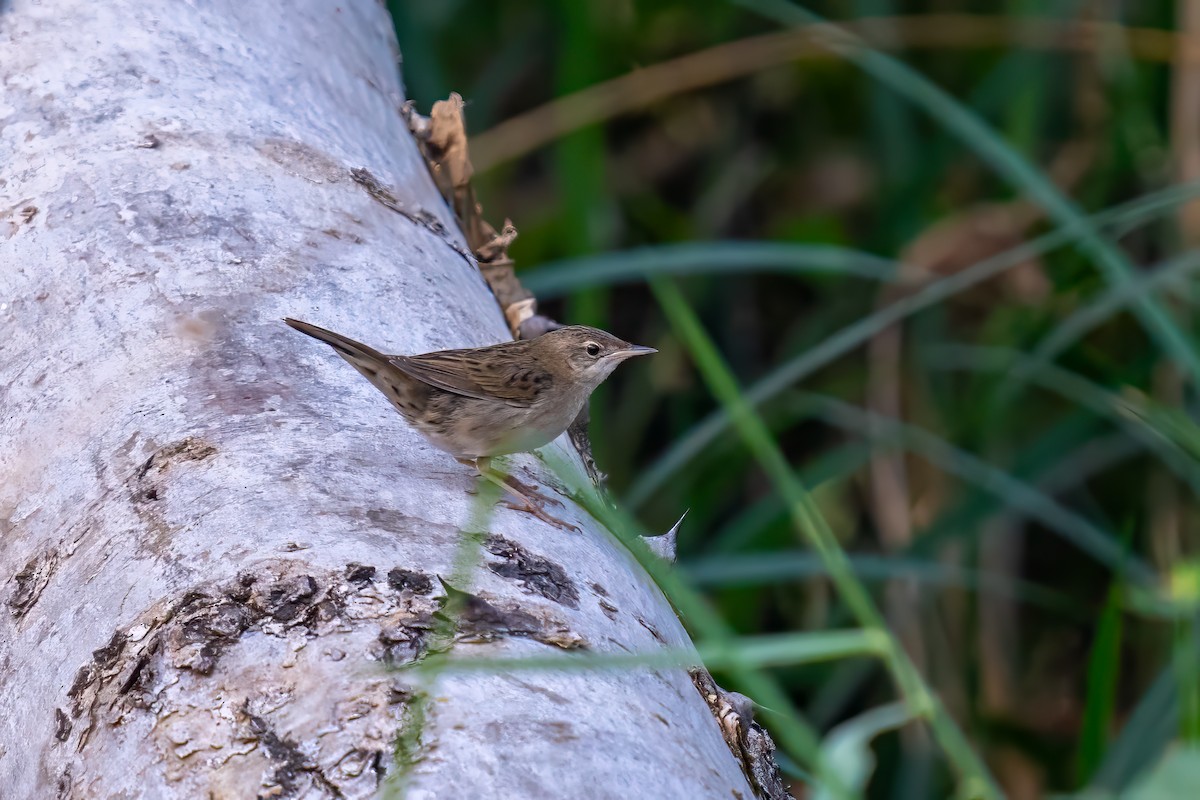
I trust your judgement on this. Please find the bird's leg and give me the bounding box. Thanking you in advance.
[458,457,577,532]
[460,457,563,507]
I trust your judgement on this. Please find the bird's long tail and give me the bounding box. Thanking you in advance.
[284,318,390,363]
[285,317,428,419]
[282,317,409,399]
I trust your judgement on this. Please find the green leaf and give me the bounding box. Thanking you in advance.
[1125,747,1200,800]
[1078,580,1125,782]
[814,703,914,800]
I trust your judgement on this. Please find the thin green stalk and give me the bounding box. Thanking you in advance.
[542,449,855,800]
[652,277,1000,800]
[406,629,887,675]
[386,477,502,799]
[1000,250,1200,404]
[1177,614,1200,744]
[522,242,901,298]
[788,391,1156,585]
[735,0,1200,386]
[1078,579,1126,783]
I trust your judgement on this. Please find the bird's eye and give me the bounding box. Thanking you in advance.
[585,342,601,357]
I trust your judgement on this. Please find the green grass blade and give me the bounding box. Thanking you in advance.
[1078,579,1126,783]
[652,276,1001,800]
[1089,667,1179,793]
[628,182,1200,510]
[1118,393,1200,466]
[522,242,901,298]
[404,629,887,675]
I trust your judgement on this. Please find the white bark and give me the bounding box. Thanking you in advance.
[0,1,759,798]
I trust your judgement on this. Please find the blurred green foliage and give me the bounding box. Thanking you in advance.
[392,1,1200,797]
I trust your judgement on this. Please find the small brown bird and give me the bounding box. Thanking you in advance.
[284,318,655,528]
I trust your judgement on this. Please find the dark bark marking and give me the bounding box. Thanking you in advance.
[542,720,577,743]
[386,567,433,595]
[365,507,420,535]
[67,665,96,717]
[9,548,60,618]
[504,676,571,706]
[636,616,667,645]
[257,137,347,185]
[131,436,217,504]
[483,534,579,608]
[91,630,126,670]
[349,167,474,265]
[436,580,586,650]
[244,706,347,799]
[54,708,72,742]
[345,563,376,585]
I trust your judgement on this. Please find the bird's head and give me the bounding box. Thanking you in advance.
[537,325,656,391]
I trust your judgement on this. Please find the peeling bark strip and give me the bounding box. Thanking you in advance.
[690,670,790,800]
[403,95,554,341]
[2,1,762,797]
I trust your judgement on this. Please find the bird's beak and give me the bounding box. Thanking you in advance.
[618,344,657,359]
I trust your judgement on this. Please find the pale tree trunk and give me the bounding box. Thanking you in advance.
[0,2,763,798]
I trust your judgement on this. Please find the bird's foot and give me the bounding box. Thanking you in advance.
[460,458,577,531]
[499,473,564,509]
[499,496,580,533]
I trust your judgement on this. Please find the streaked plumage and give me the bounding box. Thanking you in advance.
[284,318,655,529]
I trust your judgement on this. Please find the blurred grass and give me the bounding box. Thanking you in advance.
[395,1,1200,797]
[654,274,998,796]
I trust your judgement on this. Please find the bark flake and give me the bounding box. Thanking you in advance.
[483,534,579,608]
[386,567,433,595]
[437,580,587,650]
[9,549,60,619]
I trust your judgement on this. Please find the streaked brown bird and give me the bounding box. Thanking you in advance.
[284,318,655,529]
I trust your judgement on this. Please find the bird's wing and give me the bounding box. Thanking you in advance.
[389,350,549,407]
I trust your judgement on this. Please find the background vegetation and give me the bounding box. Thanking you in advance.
[392,1,1200,797]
